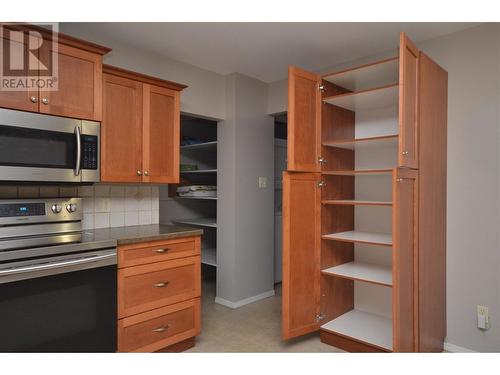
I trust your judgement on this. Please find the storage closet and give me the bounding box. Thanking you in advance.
[162,115,218,269]
[282,33,447,352]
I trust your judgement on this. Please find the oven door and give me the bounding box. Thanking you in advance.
[0,109,99,183]
[0,249,117,352]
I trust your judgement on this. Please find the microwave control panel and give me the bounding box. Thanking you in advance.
[81,134,98,170]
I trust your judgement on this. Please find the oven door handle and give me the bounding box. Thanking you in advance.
[74,125,82,176]
[0,252,116,281]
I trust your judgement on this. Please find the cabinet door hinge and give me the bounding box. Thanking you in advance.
[316,313,326,322]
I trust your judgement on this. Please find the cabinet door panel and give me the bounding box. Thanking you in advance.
[392,168,418,352]
[282,172,321,339]
[39,43,102,121]
[0,33,38,112]
[142,84,180,184]
[287,66,321,172]
[101,74,143,182]
[398,33,419,168]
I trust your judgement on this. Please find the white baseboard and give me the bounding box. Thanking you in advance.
[444,342,476,353]
[215,289,275,309]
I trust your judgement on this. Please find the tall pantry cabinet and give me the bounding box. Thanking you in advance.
[282,33,447,352]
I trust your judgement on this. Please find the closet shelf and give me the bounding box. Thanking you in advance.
[323,84,398,111]
[181,141,217,151]
[180,169,217,174]
[321,310,393,351]
[175,196,217,201]
[322,134,398,150]
[322,169,393,176]
[322,199,392,207]
[322,261,392,287]
[172,218,217,228]
[201,248,217,267]
[322,230,392,247]
[322,56,399,92]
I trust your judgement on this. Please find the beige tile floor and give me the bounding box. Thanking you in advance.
[186,280,343,353]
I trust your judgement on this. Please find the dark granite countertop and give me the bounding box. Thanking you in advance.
[82,224,203,246]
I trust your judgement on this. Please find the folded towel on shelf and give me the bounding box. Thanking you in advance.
[177,185,217,197]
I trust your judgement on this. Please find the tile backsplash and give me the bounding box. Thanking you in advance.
[0,184,160,230]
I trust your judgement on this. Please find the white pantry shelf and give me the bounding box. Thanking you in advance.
[322,230,392,247]
[321,310,393,351]
[172,218,217,228]
[322,56,399,92]
[322,261,392,287]
[181,141,218,151]
[321,199,392,207]
[322,134,398,150]
[201,248,217,267]
[323,84,398,112]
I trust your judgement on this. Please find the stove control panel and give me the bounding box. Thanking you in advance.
[0,202,46,217]
[0,198,82,225]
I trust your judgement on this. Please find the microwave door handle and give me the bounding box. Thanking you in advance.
[74,126,81,176]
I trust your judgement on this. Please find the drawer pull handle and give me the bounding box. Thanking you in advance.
[155,248,169,253]
[152,325,169,333]
[154,281,169,288]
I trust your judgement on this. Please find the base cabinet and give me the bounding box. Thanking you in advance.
[117,236,201,353]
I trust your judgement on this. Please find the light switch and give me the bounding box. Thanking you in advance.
[477,305,489,330]
[258,177,267,188]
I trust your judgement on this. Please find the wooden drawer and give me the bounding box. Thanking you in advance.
[118,298,201,353]
[118,236,200,268]
[118,256,200,318]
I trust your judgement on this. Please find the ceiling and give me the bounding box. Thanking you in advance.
[69,22,480,82]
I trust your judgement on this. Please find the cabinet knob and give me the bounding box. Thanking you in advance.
[41,98,49,105]
[402,150,409,156]
[136,170,142,176]
[317,181,326,188]
[144,170,149,176]
[154,281,169,288]
[152,325,169,333]
[30,96,38,103]
[155,248,169,253]
[318,157,326,165]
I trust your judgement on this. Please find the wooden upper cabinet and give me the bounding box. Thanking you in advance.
[142,84,180,184]
[0,33,38,112]
[392,168,418,352]
[287,66,322,172]
[101,65,186,184]
[102,73,143,183]
[0,24,110,120]
[282,172,321,339]
[39,43,103,121]
[398,33,419,169]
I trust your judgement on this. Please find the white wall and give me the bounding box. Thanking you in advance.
[217,73,275,305]
[60,23,226,120]
[266,23,500,352]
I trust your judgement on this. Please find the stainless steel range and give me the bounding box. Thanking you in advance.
[0,198,117,352]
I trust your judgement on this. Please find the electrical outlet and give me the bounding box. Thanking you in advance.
[258,177,267,188]
[477,305,489,330]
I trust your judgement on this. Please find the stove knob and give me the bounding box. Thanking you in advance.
[51,204,62,214]
[66,203,77,213]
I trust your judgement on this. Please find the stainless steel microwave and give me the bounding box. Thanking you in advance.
[0,108,100,183]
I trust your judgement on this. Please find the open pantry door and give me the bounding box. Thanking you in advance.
[392,168,418,352]
[398,32,419,169]
[282,172,321,340]
[287,66,322,172]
